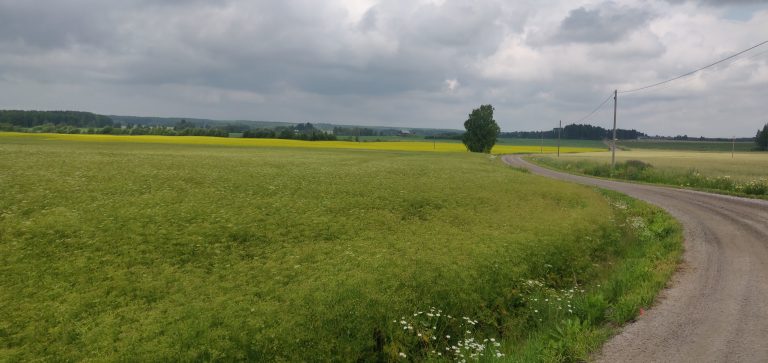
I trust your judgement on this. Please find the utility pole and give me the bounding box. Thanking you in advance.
[540,131,544,154]
[611,90,618,173]
[732,136,735,158]
[557,120,561,157]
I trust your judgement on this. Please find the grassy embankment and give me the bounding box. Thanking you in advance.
[1,134,680,362]
[529,149,768,198]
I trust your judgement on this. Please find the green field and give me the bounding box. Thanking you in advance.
[0,135,680,361]
[618,139,755,152]
[531,150,768,197]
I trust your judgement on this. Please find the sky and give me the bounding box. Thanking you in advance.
[1,0,767,136]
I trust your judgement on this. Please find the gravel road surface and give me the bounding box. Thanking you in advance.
[502,155,768,363]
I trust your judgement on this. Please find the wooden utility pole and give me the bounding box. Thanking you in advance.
[732,136,735,158]
[557,120,561,157]
[611,90,618,173]
[540,132,544,154]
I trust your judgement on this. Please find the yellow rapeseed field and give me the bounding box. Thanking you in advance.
[0,132,603,154]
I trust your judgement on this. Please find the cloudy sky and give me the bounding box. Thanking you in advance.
[1,0,766,136]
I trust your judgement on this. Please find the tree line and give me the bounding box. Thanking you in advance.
[0,110,113,128]
[331,127,405,137]
[0,111,337,141]
[243,123,336,141]
[756,123,768,151]
[500,124,646,140]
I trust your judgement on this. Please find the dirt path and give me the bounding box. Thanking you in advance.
[502,155,768,363]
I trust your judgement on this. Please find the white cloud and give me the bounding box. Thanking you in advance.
[477,36,550,81]
[443,78,460,93]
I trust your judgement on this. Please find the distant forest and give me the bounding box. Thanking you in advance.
[0,110,113,128]
[0,110,335,140]
[501,124,647,140]
[429,124,647,141]
[10,109,753,143]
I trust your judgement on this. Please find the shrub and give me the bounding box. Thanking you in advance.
[739,179,768,195]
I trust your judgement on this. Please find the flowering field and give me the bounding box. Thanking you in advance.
[0,132,603,154]
[0,136,680,361]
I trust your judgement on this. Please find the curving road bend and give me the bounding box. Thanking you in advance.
[502,155,768,363]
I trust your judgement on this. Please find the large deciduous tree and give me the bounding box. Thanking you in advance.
[462,104,500,153]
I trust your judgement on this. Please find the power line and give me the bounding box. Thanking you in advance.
[619,39,768,94]
[571,92,613,124]
[643,48,768,93]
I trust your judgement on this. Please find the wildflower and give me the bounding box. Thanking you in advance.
[398,352,406,358]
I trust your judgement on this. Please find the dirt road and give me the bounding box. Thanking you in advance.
[502,155,768,363]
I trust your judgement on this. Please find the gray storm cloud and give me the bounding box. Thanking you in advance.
[0,0,766,137]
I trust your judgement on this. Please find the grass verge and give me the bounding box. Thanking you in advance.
[528,156,768,199]
[500,190,682,362]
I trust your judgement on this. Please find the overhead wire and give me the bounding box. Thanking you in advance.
[562,40,768,135]
[569,92,613,125]
[633,47,768,94]
[618,39,768,94]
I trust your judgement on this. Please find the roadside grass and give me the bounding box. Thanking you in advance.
[0,132,604,154]
[529,150,768,198]
[503,191,682,362]
[0,137,680,361]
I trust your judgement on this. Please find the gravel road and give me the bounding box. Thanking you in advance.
[502,155,768,363]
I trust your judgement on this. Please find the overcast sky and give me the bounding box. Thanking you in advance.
[1,0,766,136]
